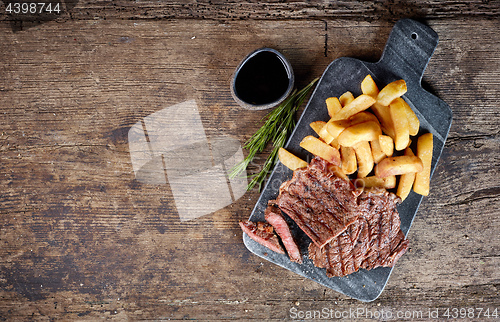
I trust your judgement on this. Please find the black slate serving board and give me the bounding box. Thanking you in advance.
[243,19,453,302]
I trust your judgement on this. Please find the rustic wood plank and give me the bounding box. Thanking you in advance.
[1,0,499,25]
[0,16,499,320]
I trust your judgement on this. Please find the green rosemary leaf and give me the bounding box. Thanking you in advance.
[229,77,319,190]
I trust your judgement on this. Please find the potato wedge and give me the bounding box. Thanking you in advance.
[361,74,379,98]
[325,119,352,139]
[398,172,416,201]
[374,155,423,178]
[325,111,379,140]
[329,138,340,150]
[310,121,335,146]
[353,141,374,178]
[378,135,394,156]
[352,175,396,190]
[413,133,433,196]
[377,79,407,106]
[394,97,420,136]
[330,94,376,121]
[326,97,342,117]
[318,124,335,144]
[389,98,410,151]
[348,111,380,125]
[370,139,386,164]
[309,121,326,136]
[337,121,382,147]
[340,146,357,175]
[339,91,355,106]
[397,147,416,201]
[383,175,397,189]
[300,136,341,166]
[278,147,308,171]
[352,176,385,189]
[370,102,395,138]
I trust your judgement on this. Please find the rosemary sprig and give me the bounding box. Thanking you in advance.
[230,77,319,191]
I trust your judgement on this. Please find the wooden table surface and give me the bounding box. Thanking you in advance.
[1,1,499,320]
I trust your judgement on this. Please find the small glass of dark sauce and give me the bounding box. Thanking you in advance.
[231,48,294,110]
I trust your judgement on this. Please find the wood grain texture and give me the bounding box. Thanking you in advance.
[1,0,500,23]
[0,10,499,321]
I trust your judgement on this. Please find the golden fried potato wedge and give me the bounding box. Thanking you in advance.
[352,176,385,189]
[339,91,355,106]
[278,147,308,171]
[394,97,420,136]
[383,175,397,189]
[309,121,326,136]
[326,97,342,117]
[374,155,423,178]
[370,139,387,164]
[340,146,357,175]
[397,147,416,201]
[337,121,382,147]
[352,175,396,190]
[370,102,395,138]
[330,94,376,121]
[378,135,394,156]
[299,136,341,166]
[348,111,380,125]
[353,141,374,178]
[398,172,416,201]
[329,138,340,150]
[325,119,351,138]
[413,133,433,196]
[318,124,335,144]
[377,79,407,106]
[310,121,336,146]
[390,98,410,151]
[361,74,379,97]
[325,111,378,140]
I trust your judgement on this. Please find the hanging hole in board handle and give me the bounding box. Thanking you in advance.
[411,32,418,40]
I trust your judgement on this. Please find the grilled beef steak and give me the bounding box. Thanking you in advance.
[239,220,285,255]
[241,157,409,278]
[275,157,361,248]
[308,188,409,277]
[265,204,302,263]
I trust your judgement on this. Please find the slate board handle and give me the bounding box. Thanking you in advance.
[378,19,439,85]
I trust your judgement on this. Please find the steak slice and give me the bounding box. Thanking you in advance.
[239,220,285,255]
[275,157,361,248]
[308,188,409,277]
[265,203,302,264]
[357,188,409,270]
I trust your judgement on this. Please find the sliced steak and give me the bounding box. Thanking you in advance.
[239,220,285,255]
[275,157,361,248]
[308,188,409,277]
[265,204,302,264]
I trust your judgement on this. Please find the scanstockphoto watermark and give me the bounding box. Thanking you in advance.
[289,306,499,320]
[290,307,426,320]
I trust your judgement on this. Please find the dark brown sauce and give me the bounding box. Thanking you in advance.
[234,51,291,105]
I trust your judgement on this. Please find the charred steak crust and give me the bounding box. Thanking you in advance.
[239,220,285,255]
[265,203,302,264]
[275,157,361,248]
[241,158,410,278]
[308,188,409,277]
